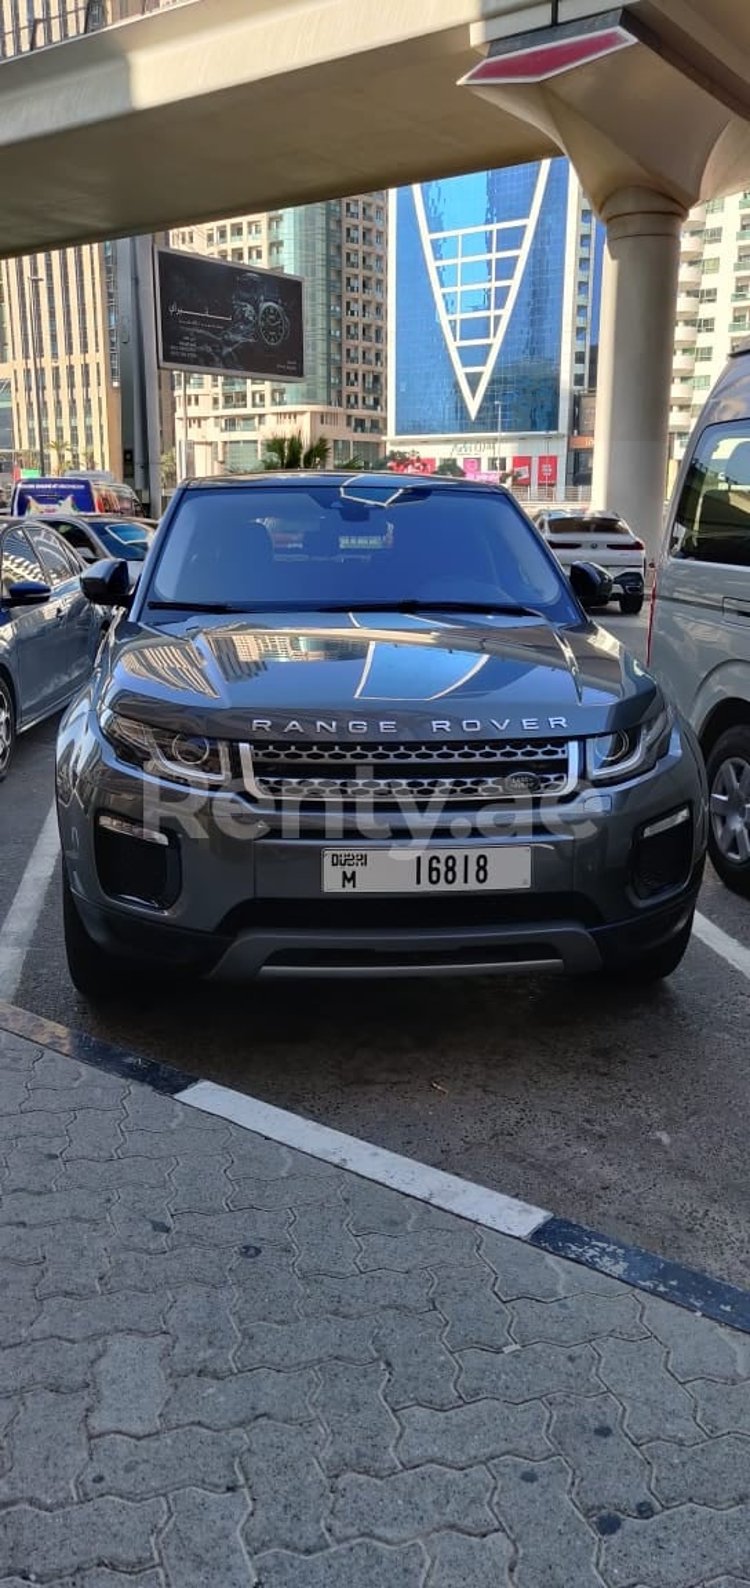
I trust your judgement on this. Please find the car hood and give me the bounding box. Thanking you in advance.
[102,611,658,741]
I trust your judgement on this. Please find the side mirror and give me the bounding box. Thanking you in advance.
[7,578,52,606]
[80,558,132,608]
[569,560,613,612]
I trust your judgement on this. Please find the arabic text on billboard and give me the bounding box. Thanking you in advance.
[154,247,304,380]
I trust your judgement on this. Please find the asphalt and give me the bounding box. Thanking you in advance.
[3,611,750,1290]
[3,1016,750,1587]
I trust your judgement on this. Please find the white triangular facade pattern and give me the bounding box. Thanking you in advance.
[413,162,552,423]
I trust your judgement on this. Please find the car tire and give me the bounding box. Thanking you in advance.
[612,913,694,983]
[706,726,750,897]
[619,593,644,616]
[0,674,16,780]
[62,870,123,1000]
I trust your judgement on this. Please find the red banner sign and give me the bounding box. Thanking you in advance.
[537,455,558,487]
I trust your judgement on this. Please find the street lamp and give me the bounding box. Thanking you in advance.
[27,271,46,477]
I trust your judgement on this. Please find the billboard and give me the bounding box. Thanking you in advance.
[154,246,304,380]
[537,455,558,488]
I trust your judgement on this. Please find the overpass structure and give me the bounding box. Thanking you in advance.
[1,0,750,550]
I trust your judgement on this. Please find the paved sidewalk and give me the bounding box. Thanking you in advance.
[2,1025,750,1587]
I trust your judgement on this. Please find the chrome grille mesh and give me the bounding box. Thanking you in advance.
[242,739,575,803]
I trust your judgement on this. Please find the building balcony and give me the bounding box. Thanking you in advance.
[680,262,702,286]
[674,320,697,346]
[672,350,696,373]
[734,257,750,274]
[680,231,704,258]
[676,291,700,314]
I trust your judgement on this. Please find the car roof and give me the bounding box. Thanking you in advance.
[182,470,513,496]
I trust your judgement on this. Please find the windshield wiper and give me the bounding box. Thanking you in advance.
[313,600,544,618]
[148,601,250,613]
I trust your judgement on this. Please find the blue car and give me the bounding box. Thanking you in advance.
[0,517,103,778]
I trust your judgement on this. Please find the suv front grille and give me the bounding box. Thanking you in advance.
[241,739,578,803]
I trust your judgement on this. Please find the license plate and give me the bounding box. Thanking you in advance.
[322,847,531,894]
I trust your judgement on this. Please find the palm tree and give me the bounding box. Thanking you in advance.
[263,431,330,471]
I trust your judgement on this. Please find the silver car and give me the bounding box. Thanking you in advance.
[650,344,750,895]
[0,518,102,778]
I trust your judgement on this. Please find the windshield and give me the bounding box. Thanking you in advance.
[97,520,150,560]
[146,485,579,623]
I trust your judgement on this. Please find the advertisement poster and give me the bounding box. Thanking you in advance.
[154,247,304,380]
[512,455,532,486]
[537,455,558,488]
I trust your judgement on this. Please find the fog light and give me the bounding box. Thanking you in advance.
[95,812,179,908]
[632,806,693,899]
[98,813,168,846]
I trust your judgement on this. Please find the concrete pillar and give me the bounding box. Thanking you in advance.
[591,188,685,560]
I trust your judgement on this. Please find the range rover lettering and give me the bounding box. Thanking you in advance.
[56,472,707,995]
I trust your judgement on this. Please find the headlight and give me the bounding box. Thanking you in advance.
[586,705,674,785]
[100,709,233,786]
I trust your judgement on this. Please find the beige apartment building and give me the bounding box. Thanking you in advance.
[171,195,387,476]
[0,0,175,480]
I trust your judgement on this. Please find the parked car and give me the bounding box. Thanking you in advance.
[0,519,104,777]
[534,508,646,614]
[22,513,157,569]
[649,344,750,895]
[57,472,707,997]
[10,475,144,518]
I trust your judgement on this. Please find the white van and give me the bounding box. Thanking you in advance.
[649,344,750,895]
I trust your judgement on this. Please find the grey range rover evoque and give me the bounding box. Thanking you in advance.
[56,472,708,996]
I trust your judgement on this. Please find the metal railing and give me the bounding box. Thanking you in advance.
[0,0,187,60]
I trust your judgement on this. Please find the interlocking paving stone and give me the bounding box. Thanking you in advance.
[0,1338,100,1396]
[430,1263,512,1351]
[313,1360,400,1476]
[31,1290,165,1342]
[0,1388,89,1506]
[0,1107,72,1139]
[509,1292,647,1347]
[37,1226,112,1299]
[0,1496,166,1577]
[229,1172,344,1211]
[106,1245,236,1294]
[168,1154,235,1213]
[241,1419,329,1555]
[397,1396,550,1467]
[596,1337,704,1444]
[372,1309,460,1409]
[252,1540,427,1586]
[491,1455,604,1588]
[644,1432,750,1508]
[1,1141,64,1192]
[164,1367,315,1430]
[82,1426,244,1499]
[458,1340,601,1403]
[0,1266,42,1346]
[330,1461,496,1544]
[689,1377,750,1436]
[344,1178,419,1236]
[90,1336,170,1436]
[547,1392,655,1516]
[166,1283,239,1375]
[292,1201,362,1277]
[160,1487,251,1588]
[298,1268,433,1320]
[641,1295,750,1383]
[172,1207,290,1249]
[231,1249,306,1327]
[357,1227,478,1272]
[65,1108,126,1159]
[425,1529,514,1586]
[599,1501,750,1586]
[235,1314,376,1371]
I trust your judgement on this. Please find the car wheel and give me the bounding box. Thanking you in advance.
[0,675,16,780]
[619,593,644,615]
[62,869,123,999]
[611,913,694,983]
[706,727,750,897]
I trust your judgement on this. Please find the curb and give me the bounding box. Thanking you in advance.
[2,996,749,1335]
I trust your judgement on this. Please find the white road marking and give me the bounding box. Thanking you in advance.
[0,801,60,1000]
[178,1079,549,1238]
[694,910,750,985]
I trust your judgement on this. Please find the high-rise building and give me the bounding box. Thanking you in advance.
[171,195,387,475]
[0,0,175,485]
[387,159,604,498]
[669,191,750,485]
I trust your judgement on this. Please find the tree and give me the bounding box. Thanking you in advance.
[160,449,177,489]
[435,458,463,477]
[49,438,72,475]
[263,431,330,471]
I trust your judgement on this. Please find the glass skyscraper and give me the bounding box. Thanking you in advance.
[388,158,604,493]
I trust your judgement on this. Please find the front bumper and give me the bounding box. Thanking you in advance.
[57,714,707,980]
